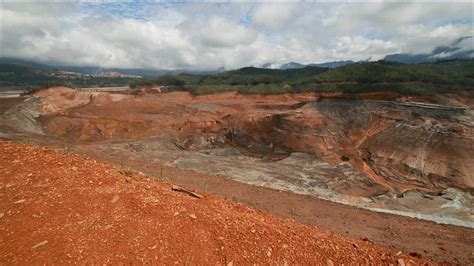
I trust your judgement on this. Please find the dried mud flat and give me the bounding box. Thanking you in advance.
[1,87,474,263]
[0,141,433,264]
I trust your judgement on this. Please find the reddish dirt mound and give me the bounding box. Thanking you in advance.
[0,141,431,264]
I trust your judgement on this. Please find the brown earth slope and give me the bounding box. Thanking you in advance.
[37,88,473,194]
[0,141,432,265]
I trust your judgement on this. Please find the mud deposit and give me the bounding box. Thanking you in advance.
[1,87,473,226]
[2,87,474,263]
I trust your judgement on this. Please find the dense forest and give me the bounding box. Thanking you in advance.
[2,60,473,96]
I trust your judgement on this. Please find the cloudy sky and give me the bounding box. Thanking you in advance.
[1,1,472,70]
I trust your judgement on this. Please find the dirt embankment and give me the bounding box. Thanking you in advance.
[2,87,472,224]
[1,89,474,263]
[35,89,474,195]
[0,141,432,264]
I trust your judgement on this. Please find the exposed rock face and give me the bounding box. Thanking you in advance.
[362,115,474,191]
[217,100,474,193]
[0,97,43,134]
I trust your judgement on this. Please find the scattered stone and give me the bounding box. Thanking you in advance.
[326,258,334,266]
[0,213,4,218]
[31,240,48,249]
[397,258,406,266]
[111,195,120,203]
[227,261,233,266]
[189,214,197,219]
[14,199,26,204]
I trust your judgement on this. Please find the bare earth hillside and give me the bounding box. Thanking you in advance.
[20,87,473,224]
[0,141,431,264]
[1,87,473,263]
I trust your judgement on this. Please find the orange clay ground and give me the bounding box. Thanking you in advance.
[0,141,432,264]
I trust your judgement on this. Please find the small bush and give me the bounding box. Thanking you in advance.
[59,145,71,154]
[119,165,134,177]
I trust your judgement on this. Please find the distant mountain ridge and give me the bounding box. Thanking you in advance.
[0,58,217,77]
[308,60,355,68]
[384,36,473,64]
[259,60,355,70]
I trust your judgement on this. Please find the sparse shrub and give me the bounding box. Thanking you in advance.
[19,138,35,145]
[59,145,71,154]
[119,165,134,177]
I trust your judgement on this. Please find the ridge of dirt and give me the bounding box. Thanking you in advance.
[0,141,432,264]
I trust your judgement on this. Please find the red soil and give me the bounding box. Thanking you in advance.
[0,141,432,264]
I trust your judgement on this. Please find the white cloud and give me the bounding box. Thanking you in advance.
[252,3,295,29]
[189,16,257,48]
[332,36,400,61]
[0,2,472,70]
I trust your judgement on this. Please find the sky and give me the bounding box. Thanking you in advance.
[1,1,473,70]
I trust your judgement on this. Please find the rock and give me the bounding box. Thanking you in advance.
[326,259,334,266]
[14,199,26,204]
[31,240,48,249]
[189,214,197,219]
[397,258,405,266]
[111,195,120,203]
